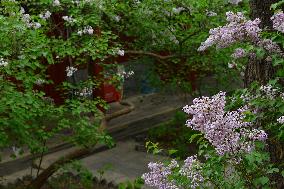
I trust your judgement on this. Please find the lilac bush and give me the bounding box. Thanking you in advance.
[143,91,270,188]
[182,92,267,156]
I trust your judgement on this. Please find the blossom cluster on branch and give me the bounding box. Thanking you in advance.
[142,157,204,189]
[198,11,284,58]
[182,92,267,156]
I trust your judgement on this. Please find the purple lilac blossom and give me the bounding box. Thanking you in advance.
[143,157,203,189]
[271,11,284,33]
[257,39,284,56]
[179,156,204,189]
[231,48,246,59]
[198,12,261,51]
[183,92,267,156]
[142,161,178,189]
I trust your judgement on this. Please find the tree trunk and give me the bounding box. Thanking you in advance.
[245,0,278,88]
[247,1,284,188]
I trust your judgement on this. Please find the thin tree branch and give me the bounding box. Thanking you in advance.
[124,50,190,60]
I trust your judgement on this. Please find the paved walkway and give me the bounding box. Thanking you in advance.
[0,92,186,186]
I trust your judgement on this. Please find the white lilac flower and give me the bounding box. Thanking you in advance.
[75,87,93,97]
[84,25,94,35]
[53,0,61,6]
[259,84,278,99]
[117,49,125,56]
[277,116,284,124]
[35,79,45,85]
[77,26,94,35]
[20,7,25,14]
[33,22,41,29]
[62,16,76,23]
[66,66,78,77]
[39,11,52,20]
[77,30,83,36]
[113,15,121,22]
[172,7,185,14]
[0,57,8,67]
[118,70,135,80]
[229,0,242,5]
[228,62,236,68]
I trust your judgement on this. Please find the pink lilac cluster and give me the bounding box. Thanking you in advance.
[183,92,267,156]
[271,11,284,33]
[142,161,178,189]
[231,48,246,59]
[198,12,261,51]
[179,155,204,189]
[277,116,284,124]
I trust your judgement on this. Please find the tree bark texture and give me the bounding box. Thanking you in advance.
[247,1,284,188]
[245,0,279,88]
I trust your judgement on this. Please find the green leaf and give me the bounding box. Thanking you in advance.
[256,176,269,185]
[267,168,279,174]
[189,133,202,143]
[168,149,178,156]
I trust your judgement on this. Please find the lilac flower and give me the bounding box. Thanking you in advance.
[228,62,237,68]
[179,155,204,189]
[0,57,8,67]
[117,49,125,56]
[113,15,121,22]
[53,0,61,6]
[271,11,284,33]
[231,48,246,59]
[259,84,279,99]
[75,87,93,97]
[277,116,284,124]
[77,25,94,35]
[229,0,243,5]
[198,12,262,51]
[84,25,93,35]
[172,7,185,14]
[35,79,45,85]
[62,16,76,23]
[66,66,77,77]
[257,39,283,55]
[143,158,204,189]
[39,11,52,20]
[183,92,267,156]
[142,162,178,189]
